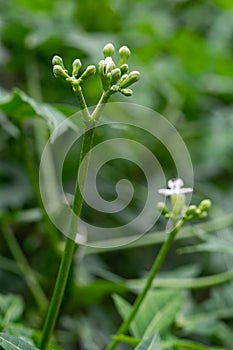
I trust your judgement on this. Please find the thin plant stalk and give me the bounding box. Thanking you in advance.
[40,91,110,350]
[106,218,185,350]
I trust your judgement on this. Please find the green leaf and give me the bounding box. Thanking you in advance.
[71,280,127,307]
[135,334,162,350]
[113,289,183,338]
[0,89,73,137]
[0,295,24,325]
[0,333,38,350]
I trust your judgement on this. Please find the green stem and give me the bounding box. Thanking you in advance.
[40,89,111,350]
[113,335,139,347]
[40,128,94,349]
[106,219,185,350]
[73,86,91,122]
[1,224,48,311]
[91,91,111,121]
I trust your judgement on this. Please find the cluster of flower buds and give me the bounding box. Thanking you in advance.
[98,43,140,96]
[184,199,212,220]
[52,55,96,90]
[157,178,212,222]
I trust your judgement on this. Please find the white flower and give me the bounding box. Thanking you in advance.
[158,178,193,196]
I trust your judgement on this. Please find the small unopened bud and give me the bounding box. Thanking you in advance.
[103,43,115,58]
[199,211,207,218]
[110,68,121,85]
[72,59,82,77]
[99,60,105,75]
[99,60,109,90]
[119,46,131,66]
[120,64,129,74]
[198,199,212,212]
[120,70,140,88]
[120,88,133,96]
[157,202,169,216]
[121,73,128,81]
[52,55,64,68]
[185,205,197,219]
[80,65,96,81]
[105,57,115,73]
[53,65,69,79]
[110,85,119,93]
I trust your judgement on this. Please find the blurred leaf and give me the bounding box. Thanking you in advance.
[0,333,38,350]
[135,333,161,350]
[0,162,32,210]
[0,294,24,325]
[71,280,127,308]
[113,289,183,338]
[0,89,74,137]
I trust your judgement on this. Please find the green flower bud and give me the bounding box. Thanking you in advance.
[105,57,115,73]
[52,55,65,69]
[120,64,129,74]
[198,199,212,212]
[185,205,197,219]
[119,70,140,88]
[99,60,105,75]
[99,60,110,91]
[80,65,96,81]
[110,85,119,93]
[157,202,169,216]
[121,73,128,81]
[110,68,121,85]
[103,43,115,58]
[53,65,69,79]
[199,211,207,218]
[119,45,131,66]
[120,88,133,96]
[72,59,82,77]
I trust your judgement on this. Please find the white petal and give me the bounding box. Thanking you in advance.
[178,187,193,194]
[158,188,173,195]
[168,179,175,189]
[175,178,184,188]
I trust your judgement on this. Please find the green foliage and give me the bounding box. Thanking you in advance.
[135,333,162,350]
[0,333,38,350]
[113,289,183,338]
[0,0,233,349]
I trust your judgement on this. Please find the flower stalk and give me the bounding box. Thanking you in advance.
[40,43,140,349]
[106,179,211,350]
[105,218,185,350]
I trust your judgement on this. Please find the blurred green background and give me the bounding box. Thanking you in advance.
[0,0,233,349]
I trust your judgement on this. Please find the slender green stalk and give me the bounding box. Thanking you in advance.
[91,91,111,121]
[40,89,111,350]
[106,219,185,350]
[1,224,48,311]
[40,127,94,349]
[73,86,91,122]
[113,335,139,347]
